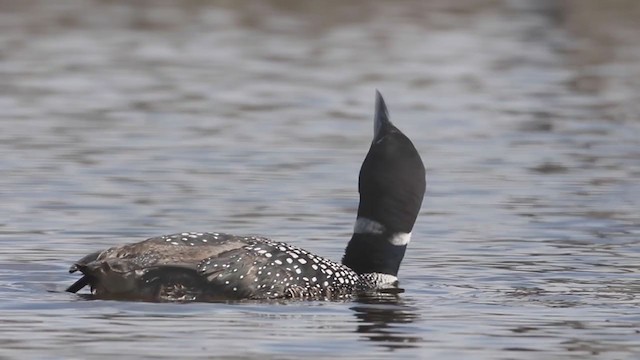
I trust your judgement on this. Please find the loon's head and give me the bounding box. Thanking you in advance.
[342,91,426,278]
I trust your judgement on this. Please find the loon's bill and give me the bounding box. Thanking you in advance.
[66,91,426,301]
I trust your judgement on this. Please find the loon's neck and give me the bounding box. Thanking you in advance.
[342,218,410,276]
[341,91,425,278]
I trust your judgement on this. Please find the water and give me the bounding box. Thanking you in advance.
[1,0,639,358]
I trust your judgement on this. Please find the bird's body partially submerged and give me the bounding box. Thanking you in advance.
[67,91,426,301]
[68,233,365,301]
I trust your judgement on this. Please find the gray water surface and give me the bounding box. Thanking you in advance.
[1,1,639,359]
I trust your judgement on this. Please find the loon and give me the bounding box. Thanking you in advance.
[66,91,426,301]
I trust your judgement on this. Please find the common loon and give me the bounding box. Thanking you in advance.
[66,91,426,301]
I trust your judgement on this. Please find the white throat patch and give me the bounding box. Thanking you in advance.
[353,217,412,246]
[354,217,385,234]
[389,232,411,246]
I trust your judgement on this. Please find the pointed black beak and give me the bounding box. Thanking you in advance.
[373,90,395,143]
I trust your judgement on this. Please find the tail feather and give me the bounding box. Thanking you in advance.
[67,250,102,293]
[66,275,90,293]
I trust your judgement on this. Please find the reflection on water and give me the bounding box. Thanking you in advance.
[352,294,422,350]
[0,0,639,358]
